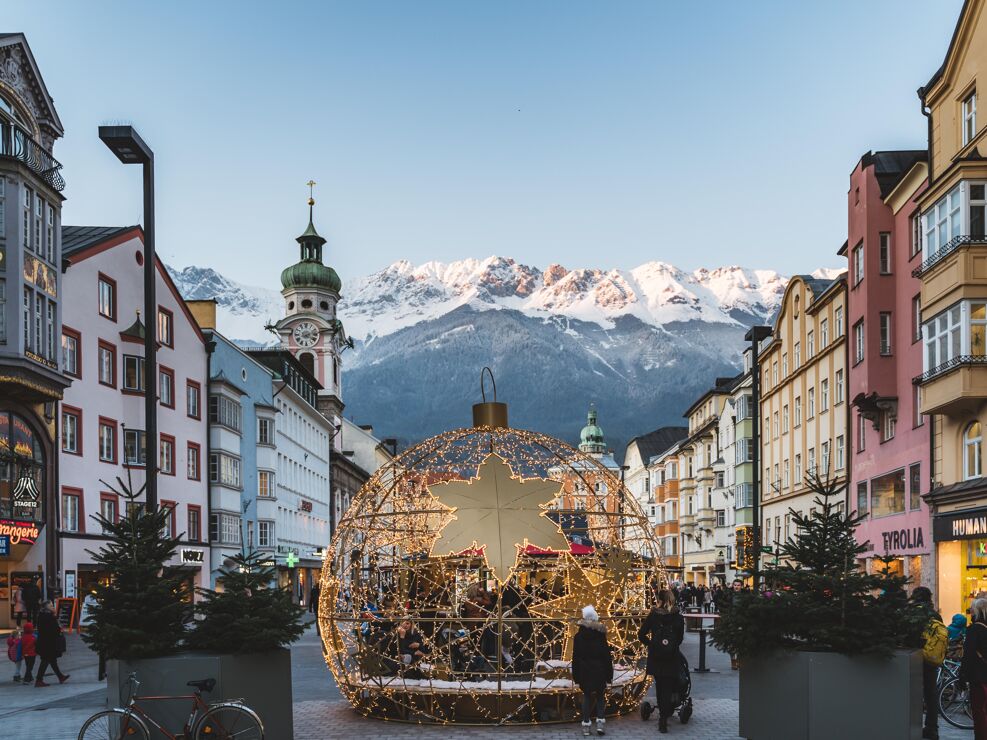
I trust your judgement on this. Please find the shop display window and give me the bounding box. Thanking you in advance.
[870,469,906,517]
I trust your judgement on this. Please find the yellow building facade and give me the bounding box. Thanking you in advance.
[759,275,849,554]
[916,0,987,618]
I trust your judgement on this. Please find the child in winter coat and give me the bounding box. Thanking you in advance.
[6,628,22,681]
[20,621,36,684]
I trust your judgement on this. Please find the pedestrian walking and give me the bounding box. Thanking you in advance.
[912,586,946,740]
[571,605,612,737]
[7,627,23,682]
[20,621,36,684]
[12,584,25,626]
[21,578,40,623]
[310,584,320,615]
[962,598,987,740]
[33,601,69,687]
[638,589,685,734]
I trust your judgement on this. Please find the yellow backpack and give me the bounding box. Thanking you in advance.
[923,618,948,666]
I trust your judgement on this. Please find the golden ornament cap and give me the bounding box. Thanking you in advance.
[472,367,508,428]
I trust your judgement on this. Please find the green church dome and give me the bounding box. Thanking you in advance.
[579,405,607,454]
[281,197,341,293]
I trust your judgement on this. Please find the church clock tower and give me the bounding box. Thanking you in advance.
[275,184,348,421]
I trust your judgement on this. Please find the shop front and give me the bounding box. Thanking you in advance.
[855,476,932,592]
[933,505,987,619]
[0,411,53,629]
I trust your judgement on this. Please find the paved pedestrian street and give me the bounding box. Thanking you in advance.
[0,626,972,739]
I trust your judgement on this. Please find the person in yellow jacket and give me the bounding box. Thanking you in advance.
[912,586,946,740]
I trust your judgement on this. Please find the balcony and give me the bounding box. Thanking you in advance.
[0,120,65,191]
[679,513,696,534]
[913,235,987,278]
[917,355,987,415]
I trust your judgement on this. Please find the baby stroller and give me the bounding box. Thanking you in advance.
[639,652,693,725]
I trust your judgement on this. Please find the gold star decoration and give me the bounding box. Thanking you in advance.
[528,553,625,660]
[427,452,567,582]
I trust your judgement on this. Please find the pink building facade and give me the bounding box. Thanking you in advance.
[844,150,932,589]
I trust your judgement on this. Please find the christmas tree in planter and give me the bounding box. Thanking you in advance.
[82,474,189,661]
[186,550,305,654]
[712,471,928,659]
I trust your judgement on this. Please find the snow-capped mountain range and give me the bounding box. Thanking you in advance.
[168,258,842,455]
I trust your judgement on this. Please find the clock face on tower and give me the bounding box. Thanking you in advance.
[293,322,320,348]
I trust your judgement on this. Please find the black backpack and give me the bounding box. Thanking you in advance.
[650,615,679,657]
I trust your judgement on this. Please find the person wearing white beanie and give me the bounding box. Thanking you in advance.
[572,604,612,736]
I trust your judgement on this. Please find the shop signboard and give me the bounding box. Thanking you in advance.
[933,507,987,541]
[180,548,204,565]
[12,475,41,511]
[0,520,41,545]
[877,526,927,552]
[0,535,8,556]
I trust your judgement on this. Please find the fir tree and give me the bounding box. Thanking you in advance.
[81,474,189,660]
[712,471,928,659]
[186,550,305,654]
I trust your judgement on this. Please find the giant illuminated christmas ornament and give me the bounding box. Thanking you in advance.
[319,371,668,725]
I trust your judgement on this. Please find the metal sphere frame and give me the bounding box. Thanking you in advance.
[319,424,668,725]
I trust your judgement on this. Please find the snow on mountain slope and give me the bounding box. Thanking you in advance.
[168,258,842,346]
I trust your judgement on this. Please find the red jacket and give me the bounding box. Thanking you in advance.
[20,622,36,657]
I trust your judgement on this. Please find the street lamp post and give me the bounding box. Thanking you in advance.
[745,325,772,590]
[98,126,157,511]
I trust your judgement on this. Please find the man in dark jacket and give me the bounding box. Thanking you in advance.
[21,578,41,623]
[572,605,613,737]
[638,590,685,734]
[34,601,68,687]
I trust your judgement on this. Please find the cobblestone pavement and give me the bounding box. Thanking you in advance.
[0,624,973,739]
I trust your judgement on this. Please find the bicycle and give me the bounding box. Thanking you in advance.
[78,672,264,740]
[937,658,973,731]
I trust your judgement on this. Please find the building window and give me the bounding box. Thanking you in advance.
[258,417,274,445]
[62,406,81,454]
[794,342,801,369]
[100,494,118,532]
[879,312,892,355]
[124,429,147,465]
[913,295,922,343]
[783,459,790,488]
[157,308,173,348]
[209,452,242,489]
[772,411,779,438]
[923,185,962,259]
[836,370,845,404]
[820,319,829,348]
[160,435,175,475]
[909,463,922,510]
[0,280,5,346]
[808,331,815,358]
[186,381,201,419]
[161,501,176,539]
[871,469,906,517]
[188,505,202,542]
[98,274,116,320]
[794,453,802,483]
[187,442,201,480]
[159,367,174,408]
[883,412,897,442]
[98,341,116,387]
[836,435,845,469]
[857,482,868,515]
[98,418,116,463]
[794,397,802,427]
[33,195,41,255]
[853,320,865,364]
[34,293,42,357]
[821,440,831,474]
[62,328,80,378]
[782,404,790,433]
[123,355,145,392]
[965,421,982,480]
[258,520,273,548]
[808,447,816,475]
[61,489,82,533]
[857,412,867,452]
[0,176,4,236]
[914,385,924,428]
[879,232,891,274]
[715,509,726,527]
[973,183,987,239]
[208,394,242,432]
[963,90,977,146]
[258,470,273,497]
[772,360,778,384]
[821,379,830,412]
[911,213,922,258]
[46,204,54,263]
[782,352,788,377]
[835,306,845,338]
[46,300,55,361]
[808,388,815,419]
[735,438,752,463]
[22,187,30,248]
[852,242,864,286]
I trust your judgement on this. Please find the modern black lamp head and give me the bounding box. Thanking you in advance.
[98,125,153,164]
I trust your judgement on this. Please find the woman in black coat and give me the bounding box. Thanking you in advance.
[34,601,69,687]
[637,589,685,733]
[961,597,987,740]
[571,605,613,737]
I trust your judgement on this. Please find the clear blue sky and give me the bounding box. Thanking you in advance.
[6,1,964,287]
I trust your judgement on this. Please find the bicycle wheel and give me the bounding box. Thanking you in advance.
[78,709,150,740]
[193,702,264,740]
[939,677,974,730]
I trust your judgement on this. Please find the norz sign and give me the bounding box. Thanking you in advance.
[933,508,987,542]
[181,549,204,564]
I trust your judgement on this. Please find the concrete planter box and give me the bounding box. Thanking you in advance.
[107,649,292,739]
[738,650,922,740]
